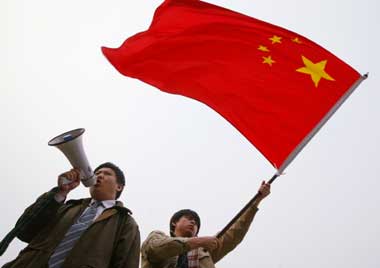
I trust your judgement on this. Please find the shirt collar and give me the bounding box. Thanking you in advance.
[90,199,116,209]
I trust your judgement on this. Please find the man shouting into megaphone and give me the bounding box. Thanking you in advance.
[2,162,140,268]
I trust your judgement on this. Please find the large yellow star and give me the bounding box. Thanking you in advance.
[263,55,275,66]
[296,56,335,87]
[269,35,282,44]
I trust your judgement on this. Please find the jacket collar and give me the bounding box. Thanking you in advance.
[66,198,132,215]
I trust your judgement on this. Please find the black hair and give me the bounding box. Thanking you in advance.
[169,209,201,237]
[94,162,125,199]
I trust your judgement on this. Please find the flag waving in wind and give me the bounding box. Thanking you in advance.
[102,0,365,172]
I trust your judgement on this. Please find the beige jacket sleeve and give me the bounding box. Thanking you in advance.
[141,230,191,263]
[211,205,259,263]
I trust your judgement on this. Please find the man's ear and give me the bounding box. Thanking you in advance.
[117,184,124,192]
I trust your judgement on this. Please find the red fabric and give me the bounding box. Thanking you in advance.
[102,0,360,169]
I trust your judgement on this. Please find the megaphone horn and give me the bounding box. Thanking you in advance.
[48,128,96,187]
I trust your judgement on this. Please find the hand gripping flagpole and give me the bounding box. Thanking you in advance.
[216,172,279,238]
[216,73,368,239]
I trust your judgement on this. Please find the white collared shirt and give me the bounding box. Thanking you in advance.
[55,194,116,221]
[88,199,116,220]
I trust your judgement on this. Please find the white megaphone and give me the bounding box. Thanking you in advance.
[48,128,96,187]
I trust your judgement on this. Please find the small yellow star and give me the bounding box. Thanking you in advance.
[258,45,270,52]
[296,55,335,87]
[292,37,302,44]
[269,35,282,44]
[263,55,275,66]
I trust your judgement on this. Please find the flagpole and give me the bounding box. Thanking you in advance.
[216,172,279,238]
[216,73,368,239]
[277,73,368,174]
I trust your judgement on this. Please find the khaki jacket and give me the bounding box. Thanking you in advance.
[141,205,258,268]
[3,188,140,268]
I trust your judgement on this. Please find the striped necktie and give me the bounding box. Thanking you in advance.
[48,201,102,268]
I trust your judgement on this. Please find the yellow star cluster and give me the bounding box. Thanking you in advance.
[256,35,335,88]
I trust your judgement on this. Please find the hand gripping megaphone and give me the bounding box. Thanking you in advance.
[0,128,96,257]
[48,128,96,187]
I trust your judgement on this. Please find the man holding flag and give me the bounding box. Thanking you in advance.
[141,181,270,268]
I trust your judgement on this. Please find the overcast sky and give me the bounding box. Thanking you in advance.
[1,0,379,267]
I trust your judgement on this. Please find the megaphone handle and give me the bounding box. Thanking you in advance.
[58,169,86,185]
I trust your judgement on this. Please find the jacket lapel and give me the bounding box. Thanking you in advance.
[94,208,118,223]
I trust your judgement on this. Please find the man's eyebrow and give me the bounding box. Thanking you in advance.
[96,169,114,175]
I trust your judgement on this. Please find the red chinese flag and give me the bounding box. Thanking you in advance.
[102,0,363,171]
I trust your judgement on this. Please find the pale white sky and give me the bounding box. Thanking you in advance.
[1,1,379,267]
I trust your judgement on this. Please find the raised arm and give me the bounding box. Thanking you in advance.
[211,181,271,263]
[16,169,81,242]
